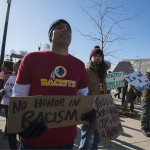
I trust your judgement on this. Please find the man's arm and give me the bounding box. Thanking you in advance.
[77,87,88,96]
[10,53,24,61]
[12,83,31,97]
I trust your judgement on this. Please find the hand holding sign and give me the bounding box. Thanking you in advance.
[81,109,97,124]
[19,118,47,139]
[106,72,123,89]
[8,96,94,133]
[8,95,123,146]
[124,71,150,92]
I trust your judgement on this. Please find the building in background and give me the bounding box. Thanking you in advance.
[113,61,134,74]
[123,59,150,74]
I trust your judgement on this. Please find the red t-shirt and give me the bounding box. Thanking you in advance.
[16,50,88,147]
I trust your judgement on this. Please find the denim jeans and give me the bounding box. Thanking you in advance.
[19,141,74,149]
[79,125,100,150]
[141,101,150,131]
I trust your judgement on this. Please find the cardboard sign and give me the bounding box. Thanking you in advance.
[8,94,123,145]
[8,95,94,133]
[94,94,123,145]
[125,71,150,92]
[106,72,123,89]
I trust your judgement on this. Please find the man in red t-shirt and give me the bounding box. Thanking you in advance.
[12,19,88,149]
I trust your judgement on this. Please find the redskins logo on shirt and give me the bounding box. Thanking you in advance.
[50,66,66,81]
[55,66,67,78]
[41,66,76,88]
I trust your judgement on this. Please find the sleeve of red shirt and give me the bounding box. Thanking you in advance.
[16,53,32,84]
[78,63,88,89]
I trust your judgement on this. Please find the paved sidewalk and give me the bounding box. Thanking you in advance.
[75,91,150,150]
[1,93,150,149]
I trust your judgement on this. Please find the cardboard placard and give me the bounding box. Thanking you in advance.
[94,94,123,145]
[125,71,150,92]
[8,95,94,133]
[8,94,123,146]
[106,72,123,89]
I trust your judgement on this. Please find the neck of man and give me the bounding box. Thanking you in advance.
[51,43,69,56]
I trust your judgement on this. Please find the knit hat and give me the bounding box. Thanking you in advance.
[3,59,14,71]
[48,19,71,38]
[89,46,104,60]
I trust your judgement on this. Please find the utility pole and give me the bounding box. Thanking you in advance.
[0,0,11,70]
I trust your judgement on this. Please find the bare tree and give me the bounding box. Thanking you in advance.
[8,49,27,61]
[77,0,139,59]
[43,43,51,50]
[19,50,28,56]
[10,49,16,54]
